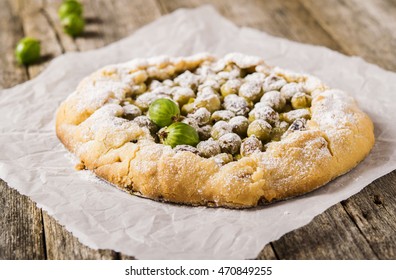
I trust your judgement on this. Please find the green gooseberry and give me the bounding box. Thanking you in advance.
[240,136,263,157]
[61,14,85,37]
[148,98,180,127]
[291,93,311,109]
[247,119,272,142]
[15,37,41,65]
[58,0,83,19]
[159,122,199,148]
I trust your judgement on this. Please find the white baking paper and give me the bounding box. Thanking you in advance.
[1,6,395,259]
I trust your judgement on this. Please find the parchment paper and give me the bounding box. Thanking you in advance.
[1,6,395,259]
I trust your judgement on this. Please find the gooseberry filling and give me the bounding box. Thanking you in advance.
[120,55,314,164]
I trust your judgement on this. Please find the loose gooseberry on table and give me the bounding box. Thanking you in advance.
[15,37,41,65]
[61,14,85,37]
[58,0,83,19]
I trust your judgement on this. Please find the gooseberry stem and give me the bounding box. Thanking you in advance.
[171,116,180,123]
[158,130,168,141]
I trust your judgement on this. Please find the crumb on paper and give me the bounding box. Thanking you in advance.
[75,162,86,170]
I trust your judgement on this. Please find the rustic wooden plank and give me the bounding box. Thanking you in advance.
[341,172,396,259]
[0,0,28,89]
[119,254,136,260]
[42,0,103,52]
[271,203,378,259]
[300,0,396,71]
[8,0,63,78]
[161,0,395,259]
[0,180,46,260]
[82,0,161,260]
[159,0,387,260]
[255,244,278,260]
[43,0,162,52]
[42,0,78,52]
[158,0,344,51]
[40,0,162,260]
[0,0,46,260]
[1,0,395,260]
[42,212,118,259]
[5,0,112,260]
[297,0,396,259]
[75,0,162,48]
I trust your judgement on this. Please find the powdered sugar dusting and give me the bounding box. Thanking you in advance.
[66,53,341,167]
[312,89,356,130]
[224,53,264,68]
[259,131,333,183]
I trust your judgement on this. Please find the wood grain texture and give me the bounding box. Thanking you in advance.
[0,0,28,89]
[9,0,63,78]
[271,203,378,259]
[0,0,46,260]
[342,172,396,259]
[0,180,46,260]
[301,0,396,71]
[255,244,278,260]
[0,0,395,259]
[42,212,118,260]
[0,0,162,260]
[43,0,161,52]
[158,0,344,51]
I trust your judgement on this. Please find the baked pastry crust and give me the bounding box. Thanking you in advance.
[56,53,375,208]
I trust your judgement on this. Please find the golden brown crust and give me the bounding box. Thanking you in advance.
[55,54,375,208]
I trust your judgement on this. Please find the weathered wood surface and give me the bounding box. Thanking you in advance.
[0,0,395,260]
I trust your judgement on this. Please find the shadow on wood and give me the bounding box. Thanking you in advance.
[85,17,103,24]
[80,30,103,39]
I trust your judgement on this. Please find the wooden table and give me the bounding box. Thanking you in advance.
[1,0,395,260]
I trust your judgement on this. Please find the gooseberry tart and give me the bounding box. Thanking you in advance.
[56,53,375,208]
